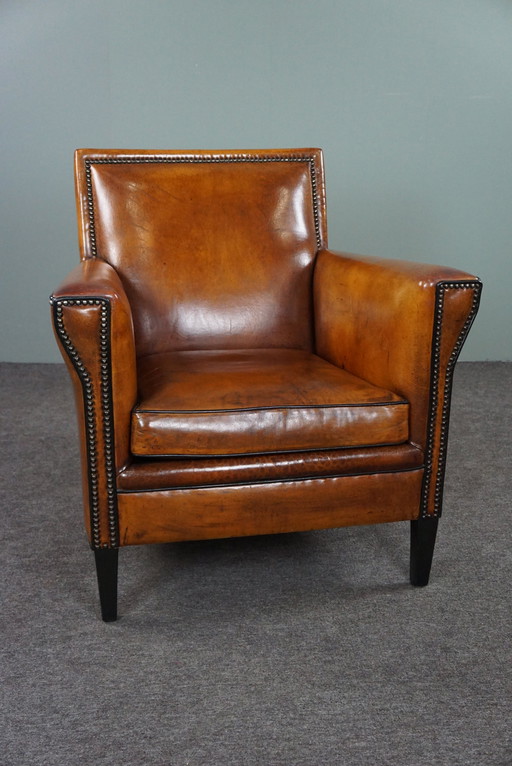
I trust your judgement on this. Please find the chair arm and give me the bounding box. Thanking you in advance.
[313,249,482,516]
[50,259,137,548]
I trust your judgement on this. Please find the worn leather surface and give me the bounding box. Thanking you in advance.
[52,259,137,472]
[76,149,326,356]
[117,470,424,545]
[51,259,137,545]
[51,148,481,549]
[314,250,479,447]
[314,250,481,516]
[117,443,423,491]
[131,349,409,456]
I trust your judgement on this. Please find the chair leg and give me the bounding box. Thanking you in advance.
[94,548,119,622]
[410,517,439,586]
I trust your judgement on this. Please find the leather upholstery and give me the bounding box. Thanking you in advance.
[314,250,482,514]
[132,349,409,457]
[314,250,479,448]
[76,149,326,356]
[117,444,424,491]
[52,147,481,558]
[51,258,137,544]
[118,470,424,546]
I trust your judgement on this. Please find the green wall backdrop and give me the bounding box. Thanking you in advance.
[1,0,511,361]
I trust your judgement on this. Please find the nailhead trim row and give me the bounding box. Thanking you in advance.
[83,153,323,253]
[421,280,482,518]
[51,297,118,548]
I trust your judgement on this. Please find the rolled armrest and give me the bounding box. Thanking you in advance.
[50,259,137,548]
[314,249,482,516]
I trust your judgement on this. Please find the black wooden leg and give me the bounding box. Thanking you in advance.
[94,548,119,621]
[410,518,439,586]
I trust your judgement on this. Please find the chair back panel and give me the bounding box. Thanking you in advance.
[75,149,327,356]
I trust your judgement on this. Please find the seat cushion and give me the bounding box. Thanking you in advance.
[131,349,409,457]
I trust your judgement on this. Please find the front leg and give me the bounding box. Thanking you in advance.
[410,517,439,586]
[94,548,119,621]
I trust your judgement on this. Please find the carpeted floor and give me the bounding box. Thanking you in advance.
[1,362,511,766]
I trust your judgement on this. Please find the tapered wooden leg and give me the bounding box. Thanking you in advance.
[410,517,439,586]
[94,548,119,621]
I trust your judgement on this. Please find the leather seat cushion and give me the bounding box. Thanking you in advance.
[131,349,409,457]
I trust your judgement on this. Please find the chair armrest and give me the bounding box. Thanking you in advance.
[50,259,137,548]
[313,249,482,516]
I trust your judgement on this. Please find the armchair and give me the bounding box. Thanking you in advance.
[51,148,481,620]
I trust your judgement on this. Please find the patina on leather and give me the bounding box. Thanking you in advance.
[51,147,481,620]
[132,349,409,457]
[77,150,327,356]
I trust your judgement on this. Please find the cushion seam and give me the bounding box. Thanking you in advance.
[129,439,410,459]
[134,400,409,415]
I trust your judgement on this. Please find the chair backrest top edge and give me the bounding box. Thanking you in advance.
[75,147,323,161]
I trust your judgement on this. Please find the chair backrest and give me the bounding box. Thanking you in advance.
[74,149,327,356]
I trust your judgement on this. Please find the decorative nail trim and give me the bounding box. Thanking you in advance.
[51,297,118,548]
[83,153,323,252]
[421,280,482,517]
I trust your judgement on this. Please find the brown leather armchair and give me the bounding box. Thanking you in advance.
[51,148,481,621]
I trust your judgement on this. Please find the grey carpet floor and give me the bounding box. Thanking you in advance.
[1,362,511,766]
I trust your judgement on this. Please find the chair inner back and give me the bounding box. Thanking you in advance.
[75,149,327,356]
